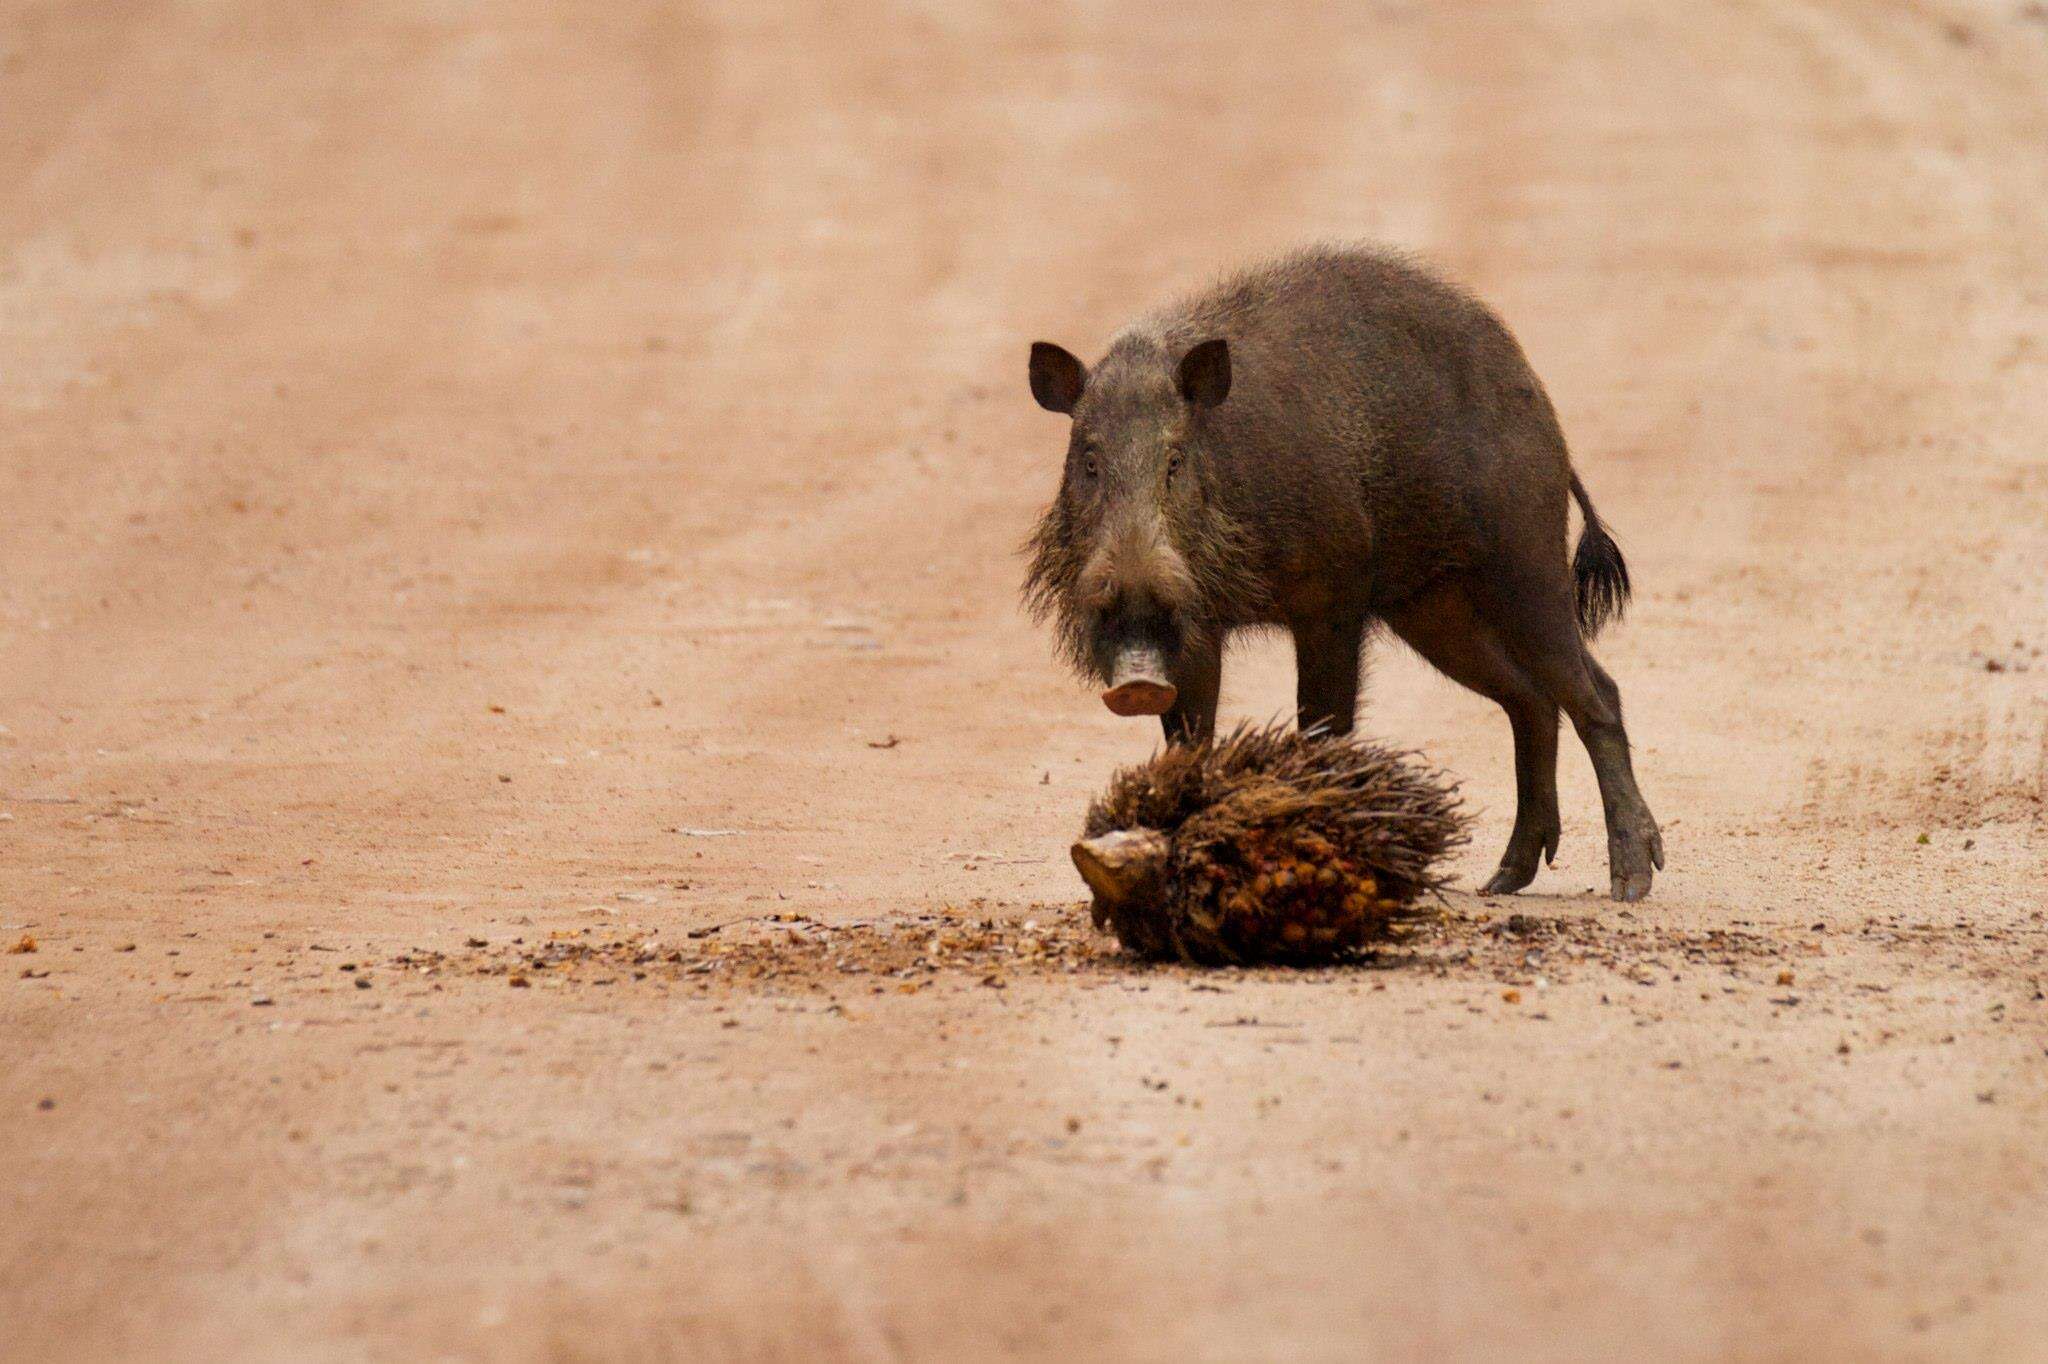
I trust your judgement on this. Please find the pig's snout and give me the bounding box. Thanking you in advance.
[1101,645,1177,717]
[1078,512,1192,718]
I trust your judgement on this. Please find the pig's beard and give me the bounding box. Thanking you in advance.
[1022,493,1270,687]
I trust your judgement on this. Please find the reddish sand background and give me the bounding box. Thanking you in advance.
[4,2,2045,1358]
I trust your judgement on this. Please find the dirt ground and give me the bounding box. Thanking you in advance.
[4,1,2046,1359]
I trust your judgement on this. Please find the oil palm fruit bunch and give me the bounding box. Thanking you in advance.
[1071,722,1467,965]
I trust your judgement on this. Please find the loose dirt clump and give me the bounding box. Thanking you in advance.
[371,900,1923,999]
[384,903,1123,996]
[1402,912,1785,986]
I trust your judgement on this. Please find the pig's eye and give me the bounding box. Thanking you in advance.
[1166,451,1182,480]
[1080,444,1099,477]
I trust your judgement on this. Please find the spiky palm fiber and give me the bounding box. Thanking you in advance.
[1081,722,1468,965]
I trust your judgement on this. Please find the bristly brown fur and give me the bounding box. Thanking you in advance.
[1021,467,1271,684]
[1019,496,1097,677]
[1080,721,1469,964]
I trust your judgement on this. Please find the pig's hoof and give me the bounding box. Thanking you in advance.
[1479,862,1537,896]
[1481,820,1558,896]
[1606,821,1663,902]
[1102,679,1178,717]
[1610,870,1652,902]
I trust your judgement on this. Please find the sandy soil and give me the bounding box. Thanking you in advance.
[4,1,2046,1358]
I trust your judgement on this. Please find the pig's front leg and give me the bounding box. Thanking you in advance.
[1160,638,1222,746]
[1292,610,1367,738]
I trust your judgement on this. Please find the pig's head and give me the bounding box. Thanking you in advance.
[1022,332,1249,717]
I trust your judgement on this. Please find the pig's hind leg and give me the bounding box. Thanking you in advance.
[1480,577,1664,902]
[1384,584,1562,895]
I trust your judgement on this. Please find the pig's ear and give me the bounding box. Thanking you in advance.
[1029,342,1087,415]
[1177,338,1231,408]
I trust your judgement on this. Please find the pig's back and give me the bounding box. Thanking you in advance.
[1153,244,1543,460]
[1150,245,1573,607]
